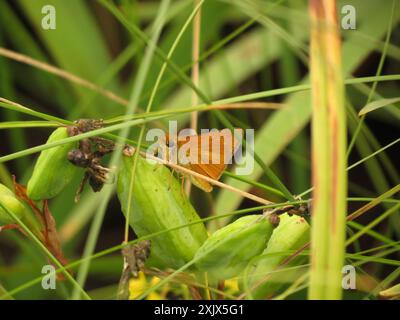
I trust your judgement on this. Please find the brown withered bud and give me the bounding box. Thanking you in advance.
[122,240,152,278]
[117,240,152,300]
[268,213,280,227]
[66,119,115,201]
[67,149,91,168]
[66,125,80,137]
[74,119,104,133]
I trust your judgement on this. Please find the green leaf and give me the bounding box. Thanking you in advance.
[18,0,121,116]
[358,97,400,116]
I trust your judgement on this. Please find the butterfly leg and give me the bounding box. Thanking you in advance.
[167,168,175,191]
[180,174,186,197]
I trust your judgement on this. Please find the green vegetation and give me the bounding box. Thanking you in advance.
[0,0,399,300]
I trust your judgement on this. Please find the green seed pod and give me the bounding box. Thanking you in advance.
[242,213,310,299]
[117,150,208,270]
[0,184,25,225]
[27,127,79,200]
[194,214,278,280]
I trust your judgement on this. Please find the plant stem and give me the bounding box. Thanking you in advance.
[308,0,347,300]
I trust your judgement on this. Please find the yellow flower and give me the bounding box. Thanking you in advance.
[129,271,167,300]
[224,278,240,296]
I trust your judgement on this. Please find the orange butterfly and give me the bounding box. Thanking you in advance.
[158,128,242,192]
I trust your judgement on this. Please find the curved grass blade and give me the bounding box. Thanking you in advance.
[358,97,400,116]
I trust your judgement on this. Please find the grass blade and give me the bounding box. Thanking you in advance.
[358,97,400,116]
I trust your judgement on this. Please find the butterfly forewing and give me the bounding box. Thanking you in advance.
[159,129,242,192]
[179,129,242,191]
